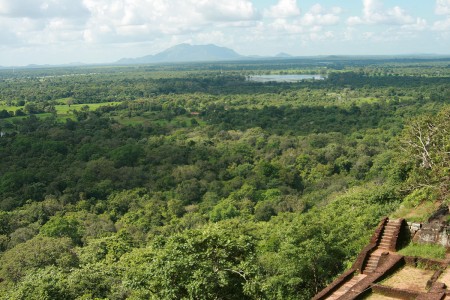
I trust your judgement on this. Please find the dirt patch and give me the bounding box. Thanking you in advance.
[438,268,450,286]
[381,266,434,292]
[365,292,401,300]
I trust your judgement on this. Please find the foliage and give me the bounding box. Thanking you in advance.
[121,221,259,299]
[400,106,450,198]
[40,215,83,245]
[398,243,446,260]
[0,236,77,283]
[0,58,449,299]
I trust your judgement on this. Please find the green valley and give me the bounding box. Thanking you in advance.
[0,58,448,299]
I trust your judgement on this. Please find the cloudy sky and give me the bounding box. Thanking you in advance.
[1,0,450,66]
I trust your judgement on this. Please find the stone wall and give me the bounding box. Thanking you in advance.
[408,220,450,247]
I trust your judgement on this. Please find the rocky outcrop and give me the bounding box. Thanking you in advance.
[412,220,450,247]
[409,206,450,247]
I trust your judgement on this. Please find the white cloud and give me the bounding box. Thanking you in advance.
[82,0,189,43]
[302,4,341,26]
[347,0,415,26]
[309,30,334,41]
[433,0,450,31]
[267,18,303,34]
[402,18,428,31]
[436,0,450,15]
[0,0,259,47]
[0,0,448,66]
[0,19,20,46]
[433,17,450,31]
[264,0,300,19]
[0,0,89,20]
[81,0,258,44]
[230,2,343,53]
[196,0,258,22]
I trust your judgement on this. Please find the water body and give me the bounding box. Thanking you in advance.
[248,74,326,82]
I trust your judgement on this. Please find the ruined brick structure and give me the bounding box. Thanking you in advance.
[313,217,450,300]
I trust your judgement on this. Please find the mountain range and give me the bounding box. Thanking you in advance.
[2,44,448,69]
[117,43,270,64]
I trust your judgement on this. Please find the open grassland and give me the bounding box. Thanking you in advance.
[0,101,122,120]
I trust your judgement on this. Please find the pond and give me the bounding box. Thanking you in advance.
[247,74,326,82]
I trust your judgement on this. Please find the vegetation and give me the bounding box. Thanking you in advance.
[0,58,449,299]
[398,243,446,260]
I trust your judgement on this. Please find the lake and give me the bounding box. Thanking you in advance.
[248,74,326,82]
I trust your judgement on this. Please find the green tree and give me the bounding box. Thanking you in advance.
[121,221,260,299]
[40,216,83,245]
[0,236,77,283]
[401,106,450,199]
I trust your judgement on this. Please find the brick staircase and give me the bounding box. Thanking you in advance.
[319,218,404,300]
[325,274,367,300]
[378,219,401,251]
[363,251,382,274]
[363,219,402,274]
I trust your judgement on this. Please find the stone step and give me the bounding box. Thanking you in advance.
[325,274,367,300]
[385,224,399,228]
[364,253,381,274]
[364,268,376,274]
[367,256,380,262]
[380,235,393,239]
[346,279,358,284]
[380,238,393,243]
[388,219,402,223]
[366,264,377,270]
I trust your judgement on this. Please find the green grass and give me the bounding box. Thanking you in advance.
[0,102,122,121]
[391,187,439,223]
[391,201,437,223]
[54,102,121,115]
[1,101,207,129]
[0,104,21,111]
[55,97,75,105]
[398,243,446,260]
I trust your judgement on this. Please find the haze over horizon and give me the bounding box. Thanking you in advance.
[1,0,450,66]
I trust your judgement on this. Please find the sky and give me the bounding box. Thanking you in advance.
[1,0,450,66]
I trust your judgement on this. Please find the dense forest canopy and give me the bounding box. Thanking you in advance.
[0,58,449,299]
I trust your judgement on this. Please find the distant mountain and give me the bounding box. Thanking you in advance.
[275,52,292,58]
[117,44,243,64]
